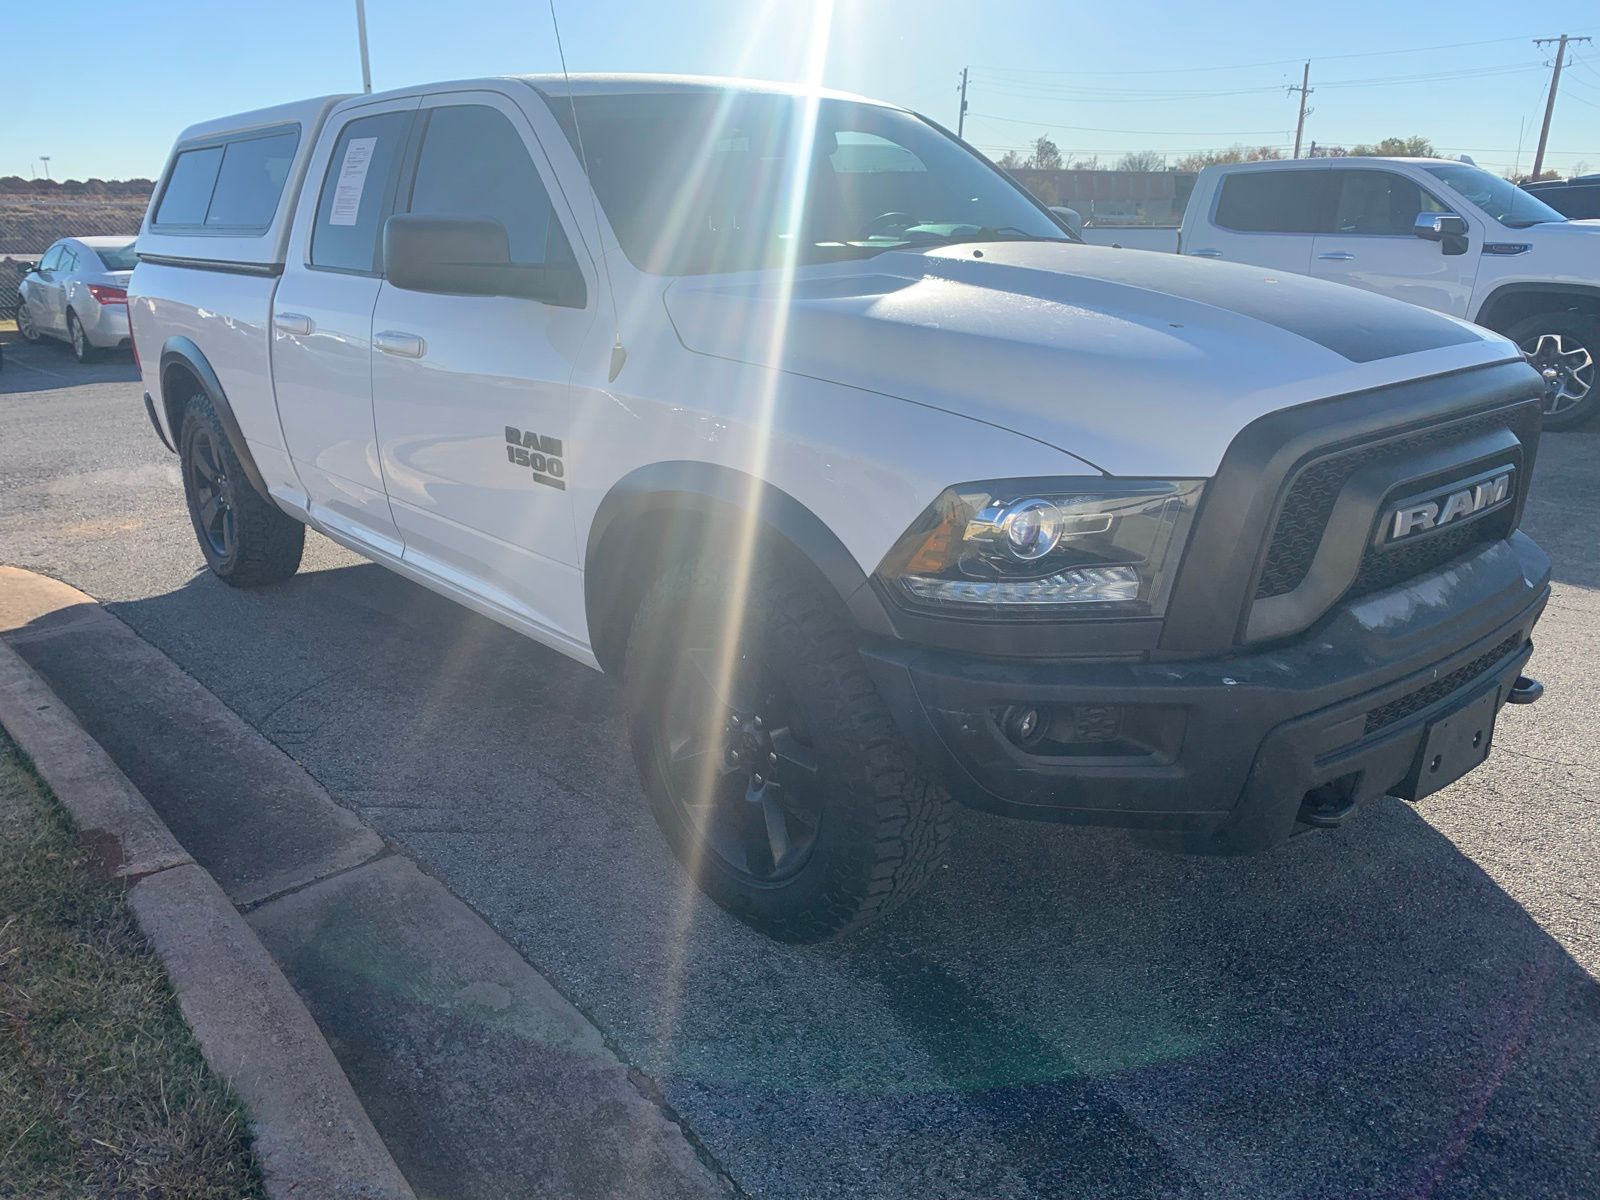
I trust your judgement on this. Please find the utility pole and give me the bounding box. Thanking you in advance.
[957,67,969,139]
[355,0,373,93]
[1289,62,1313,159]
[1531,34,1589,179]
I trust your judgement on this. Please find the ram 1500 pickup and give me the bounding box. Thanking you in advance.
[130,76,1550,940]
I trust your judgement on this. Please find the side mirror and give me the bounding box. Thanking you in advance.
[1414,212,1469,255]
[382,215,586,307]
[21,262,39,274]
[1049,205,1084,238]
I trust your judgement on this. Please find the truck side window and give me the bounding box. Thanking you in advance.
[311,111,412,274]
[206,130,300,229]
[1214,170,1332,234]
[155,145,225,226]
[405,105,574,265]
[1331,170,1452,236]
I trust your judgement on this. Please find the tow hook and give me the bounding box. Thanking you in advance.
[1507,675,1544,706]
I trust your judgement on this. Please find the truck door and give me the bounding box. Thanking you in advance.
[369,91,599,647]
[270,95,419,556]
[1184,166,1330,276]
[1310,167,1480,318]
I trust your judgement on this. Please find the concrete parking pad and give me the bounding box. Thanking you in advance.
[249,855,732,1200]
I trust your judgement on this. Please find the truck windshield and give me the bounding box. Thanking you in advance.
[543,90,1070,275]
[1421,164,1567,228]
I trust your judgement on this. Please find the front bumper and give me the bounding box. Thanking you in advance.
[860,533,1550,854]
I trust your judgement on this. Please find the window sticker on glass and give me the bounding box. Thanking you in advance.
[329,137,378,226]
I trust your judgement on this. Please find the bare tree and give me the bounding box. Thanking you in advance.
[1116,149,1166,172]
[995,149,1024,169]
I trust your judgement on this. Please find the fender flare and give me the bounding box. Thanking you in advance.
[157,336,271,499]
[583,461,898,674]
[1473,282,1600,329]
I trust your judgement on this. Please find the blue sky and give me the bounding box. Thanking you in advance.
[9,1,1599,180]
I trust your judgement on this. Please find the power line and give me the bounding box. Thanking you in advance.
[969,113,1293,136]
[974,30,1595,78]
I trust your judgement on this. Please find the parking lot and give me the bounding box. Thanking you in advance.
[3,332,1598,1199]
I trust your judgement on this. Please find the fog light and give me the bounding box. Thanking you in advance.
[1000,705,1049,748]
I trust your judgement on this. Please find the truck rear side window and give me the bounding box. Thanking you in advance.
[155,146,225,226]
[311,111,412,274]
[1214,171,1332,234]
[205,130,300,228]
[153,126,300,231]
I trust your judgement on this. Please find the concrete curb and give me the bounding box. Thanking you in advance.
[0,637,416,1200]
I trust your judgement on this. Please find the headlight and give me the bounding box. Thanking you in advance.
[876,479,1204,618]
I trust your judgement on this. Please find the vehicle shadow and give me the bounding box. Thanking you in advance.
[0,332,138,395]
[88,558,1600,1200]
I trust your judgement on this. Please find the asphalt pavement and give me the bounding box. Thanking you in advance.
[3,331,1597,1200]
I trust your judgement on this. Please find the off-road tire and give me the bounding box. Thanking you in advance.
[179,393,304,586]
[67,310,99,363]
[623,555,953,942]
[1505,310,1600,431]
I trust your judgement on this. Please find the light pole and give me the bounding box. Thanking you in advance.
[39,156,51,180]
[355,0,372,93]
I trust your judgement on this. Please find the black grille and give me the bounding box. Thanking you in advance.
[1346,520,1505,599]
[1364,633,1522,734]
[1254,404,1540,601]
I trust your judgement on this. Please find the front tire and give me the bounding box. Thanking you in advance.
[179,393,304,586]
[1506,310,1599,431]
[623,555,952,942]
[14,296,40,343]
[67,310,99,363]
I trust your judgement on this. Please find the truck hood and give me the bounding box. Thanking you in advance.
[662,242,1523,476]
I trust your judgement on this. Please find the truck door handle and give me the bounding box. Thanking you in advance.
[374,330,426,359]
[273,312,314,336]
[1317,252,1356,262]
[1189,248,1222,258]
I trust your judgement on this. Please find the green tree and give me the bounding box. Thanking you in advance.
[1173,145,1283,172]
[1029,135,1063,170]
[1350,135,1436,158]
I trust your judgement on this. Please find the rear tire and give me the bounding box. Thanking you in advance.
[623,554,952,942]
[1505,310,1599,431]
[67,310,99,363]
[179,393,304,586]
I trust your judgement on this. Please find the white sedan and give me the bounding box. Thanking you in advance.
[15,236,137,362]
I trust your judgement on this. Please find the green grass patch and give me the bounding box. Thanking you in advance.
[0,733,264,1198]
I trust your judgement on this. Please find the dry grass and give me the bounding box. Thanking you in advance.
[0,734,264,1199]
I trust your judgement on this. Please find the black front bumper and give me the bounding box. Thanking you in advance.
[860,533,1550,854]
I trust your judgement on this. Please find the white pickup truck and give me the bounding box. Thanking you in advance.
[1092,157,1599,429]
[131,75,1550,940]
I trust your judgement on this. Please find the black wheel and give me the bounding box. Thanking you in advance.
[14,295,40,343]
[623,554,952,942]
[67,309,99,363]
[179,393,304,586]
[1506,311,1599,431]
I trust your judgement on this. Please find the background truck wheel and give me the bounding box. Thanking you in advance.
[179,393,304,586]
[1507,311,1599,431]
[67,310,99,363]
[623,554,953,942]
